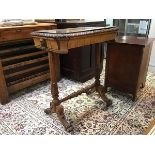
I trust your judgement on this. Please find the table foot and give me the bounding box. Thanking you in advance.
[44,108,52,115]
[56,105,74,132]
[44,103,56,115]
[97,85,112,107]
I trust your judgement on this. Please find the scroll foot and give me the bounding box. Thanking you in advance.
[56,105,74,132]
[44,102,56,115]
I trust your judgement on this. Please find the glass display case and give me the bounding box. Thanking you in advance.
[112,19,151,37]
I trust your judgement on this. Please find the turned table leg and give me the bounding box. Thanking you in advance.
[95,43,112,107]
[45,51,73,132]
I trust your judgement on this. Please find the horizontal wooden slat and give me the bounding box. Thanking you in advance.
[5,63,49,79]
[8,72,50,94]
[7,70,49,85]
[4,60,48,75]
[3,56,48,71]
[0,39,32,46]
[0,45,35,55]
[6,67,49,84]
[1,50,47,63]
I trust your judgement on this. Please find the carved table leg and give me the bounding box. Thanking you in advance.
[95,43,112,107]
[44,52,60,114]
[45,51,72,131]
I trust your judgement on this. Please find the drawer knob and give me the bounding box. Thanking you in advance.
[16,29,22,32]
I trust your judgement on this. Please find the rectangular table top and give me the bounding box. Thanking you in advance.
[31,26,118,53]
[31,26,118,39]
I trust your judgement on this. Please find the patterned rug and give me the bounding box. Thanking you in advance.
[0,70,155,135]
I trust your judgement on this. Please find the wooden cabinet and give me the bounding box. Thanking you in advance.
[0,23,57,104]
[56,20,106,82]
[105,36,154,100]
[60,44,105,82]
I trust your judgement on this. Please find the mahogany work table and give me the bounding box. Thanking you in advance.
[31,26,118,131]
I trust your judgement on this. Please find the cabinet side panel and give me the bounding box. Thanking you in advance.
[0,59,9,104]
[106,43,142,93]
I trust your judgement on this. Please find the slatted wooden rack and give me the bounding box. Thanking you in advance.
[0,23,57,104]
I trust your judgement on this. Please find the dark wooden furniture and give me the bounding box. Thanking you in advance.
[31,26,118,131]
[0,23,57,104]
[105,36,154,101]
[56,20,106,82]
[60,43,105,82]
[55,20,106,28]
